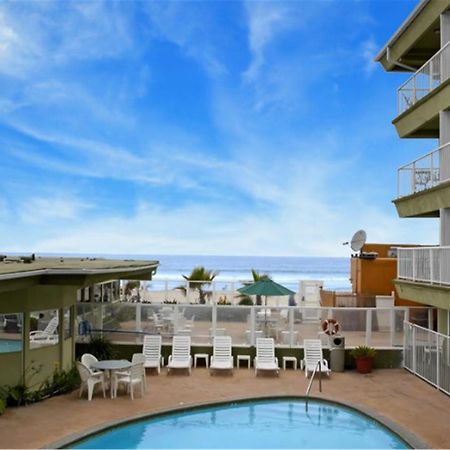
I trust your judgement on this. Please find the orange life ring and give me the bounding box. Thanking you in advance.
[322,319,340,336]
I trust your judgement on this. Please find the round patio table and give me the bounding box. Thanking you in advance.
[90,360,132,399]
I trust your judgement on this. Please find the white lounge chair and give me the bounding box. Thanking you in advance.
[30,316,59,345]
[254,338,279,376]
[76,362,106,401]
[301,339,331,378]
[167,335,192,374]
[142,335,164,374]
[113,363,145,400]
[210,336,233,373]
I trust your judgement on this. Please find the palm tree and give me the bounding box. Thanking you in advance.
[237,269,271,305]
[179,266,218,304]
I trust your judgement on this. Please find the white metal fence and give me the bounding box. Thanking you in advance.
[397,41,450,114]
[404,322,450,396]
[76,302,432,349]
[397,143,449,198]
[397,247,450,285]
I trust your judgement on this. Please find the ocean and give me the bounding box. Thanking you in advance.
[148,255,351,292]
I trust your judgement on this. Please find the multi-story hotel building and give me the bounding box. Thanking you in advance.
[376,0,450,335]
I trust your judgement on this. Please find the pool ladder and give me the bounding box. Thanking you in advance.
[305,360,322,412]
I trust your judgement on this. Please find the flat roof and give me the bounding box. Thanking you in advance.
[0,256,159,281]
[375,0,430,62]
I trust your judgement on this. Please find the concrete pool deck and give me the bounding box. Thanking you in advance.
[0,368,449,449]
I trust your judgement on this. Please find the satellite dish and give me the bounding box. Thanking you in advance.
[350,229,367,252]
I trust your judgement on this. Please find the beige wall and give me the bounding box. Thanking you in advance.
[0,286,77,388]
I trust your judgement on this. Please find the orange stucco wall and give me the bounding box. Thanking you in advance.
[350,243,424,306]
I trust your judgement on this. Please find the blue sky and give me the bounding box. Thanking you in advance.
[0,0,439,257]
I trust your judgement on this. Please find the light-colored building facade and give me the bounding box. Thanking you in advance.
[376,0,450,335]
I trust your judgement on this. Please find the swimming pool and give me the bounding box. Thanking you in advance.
[70,399,410,449]
[0,339,22,353]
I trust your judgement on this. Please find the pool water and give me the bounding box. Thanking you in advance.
[71,399,409,449]
[0,339,22,353]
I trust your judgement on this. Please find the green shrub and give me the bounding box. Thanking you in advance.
[41,366,80,398]
[84,335,115,360]
[238,297,253,306]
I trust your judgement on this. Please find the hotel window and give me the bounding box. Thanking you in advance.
[29,309,59,348]
[0,313,23,353]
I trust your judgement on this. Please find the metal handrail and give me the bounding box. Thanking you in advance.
[305,360,322,411]
[397,40,450,114]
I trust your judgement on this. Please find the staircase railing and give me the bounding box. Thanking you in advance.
[305,360,322,411]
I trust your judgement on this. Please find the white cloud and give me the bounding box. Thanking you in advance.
[361,37,378,74]
[19,194,93,225]
[142,2,226,77]
[243,2,292,82]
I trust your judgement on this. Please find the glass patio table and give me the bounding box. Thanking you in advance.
[90,360,132,399]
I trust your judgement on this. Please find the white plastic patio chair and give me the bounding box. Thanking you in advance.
[254,338,279,376]
[167,335,192,374]
[301,339,331,378]
[210,336,233,373]
[81,353,102,376]
[132,353,147,390]
[142,335,164,374]
[76,362,106,401]
[113,363,145,400]
[29,316,59,345]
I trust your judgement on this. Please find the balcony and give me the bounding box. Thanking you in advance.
[396,247,450,309]
[394,142,450,217]
[397,247,450,285]
[397,41,450,115]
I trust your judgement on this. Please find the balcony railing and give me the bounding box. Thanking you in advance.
[397,246,450,285]
[76,302,433,349]
[404,322,450,396]
[397,142,450,198]
[397,41,450,115]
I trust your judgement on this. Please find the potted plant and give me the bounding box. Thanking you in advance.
[350,346,376,374]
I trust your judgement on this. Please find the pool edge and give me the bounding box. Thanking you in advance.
[45,395,429,449]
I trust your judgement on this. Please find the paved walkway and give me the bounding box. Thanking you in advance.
[0,368,449,449]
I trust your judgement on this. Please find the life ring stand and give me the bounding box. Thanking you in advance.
[322,318,340,336]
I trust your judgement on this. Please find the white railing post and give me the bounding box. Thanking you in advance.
[212,281,216,305]
[212,302,217,337]
[173,304,179,334]
[250,306,255,346]
[436,333,440,390]
[390,308,395,347]
[289,307,295,348]
[136,303,142,333]
[365,309,372,346]
[411,161,416,193]
[413,249,417,281]
[99,303,105,338]
[412,325,417,374]
[413,75,417,103]
[430,58,434,93]
[430,248,434,284]
[403,320,409,369]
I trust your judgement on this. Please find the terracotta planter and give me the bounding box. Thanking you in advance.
[355,356,373,374]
